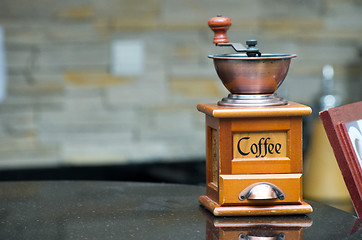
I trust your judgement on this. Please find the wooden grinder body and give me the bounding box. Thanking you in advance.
[198,102,313,216]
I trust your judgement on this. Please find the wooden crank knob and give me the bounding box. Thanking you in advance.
[208,15,232,43]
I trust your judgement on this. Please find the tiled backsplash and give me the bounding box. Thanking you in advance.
[0,0,361,168]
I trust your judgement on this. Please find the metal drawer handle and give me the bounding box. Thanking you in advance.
[238,183,285,201]
[239,232,285,240]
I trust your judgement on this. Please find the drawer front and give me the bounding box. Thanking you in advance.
[219,174,302,206]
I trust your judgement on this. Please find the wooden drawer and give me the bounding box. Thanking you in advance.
[219,174,302,206]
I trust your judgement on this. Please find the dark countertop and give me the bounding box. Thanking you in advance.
[0,181,360,239]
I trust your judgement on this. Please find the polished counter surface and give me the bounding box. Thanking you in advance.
[0,181,360,239]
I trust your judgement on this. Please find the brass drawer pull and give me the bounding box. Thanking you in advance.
[238,183,285,201]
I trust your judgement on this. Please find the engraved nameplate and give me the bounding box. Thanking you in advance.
[233,131,287,159]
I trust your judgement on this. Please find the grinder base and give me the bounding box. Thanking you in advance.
[199,195,313,216]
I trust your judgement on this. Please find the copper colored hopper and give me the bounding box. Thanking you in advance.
[208,15,296,107]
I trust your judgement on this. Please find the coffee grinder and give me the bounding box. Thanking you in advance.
[198,15,313,216]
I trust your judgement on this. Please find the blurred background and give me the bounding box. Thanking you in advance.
[0,0,361,209]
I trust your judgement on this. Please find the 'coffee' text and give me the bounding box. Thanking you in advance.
[237,137,282,158]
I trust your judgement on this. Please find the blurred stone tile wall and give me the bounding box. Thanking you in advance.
[0,0,361,168]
